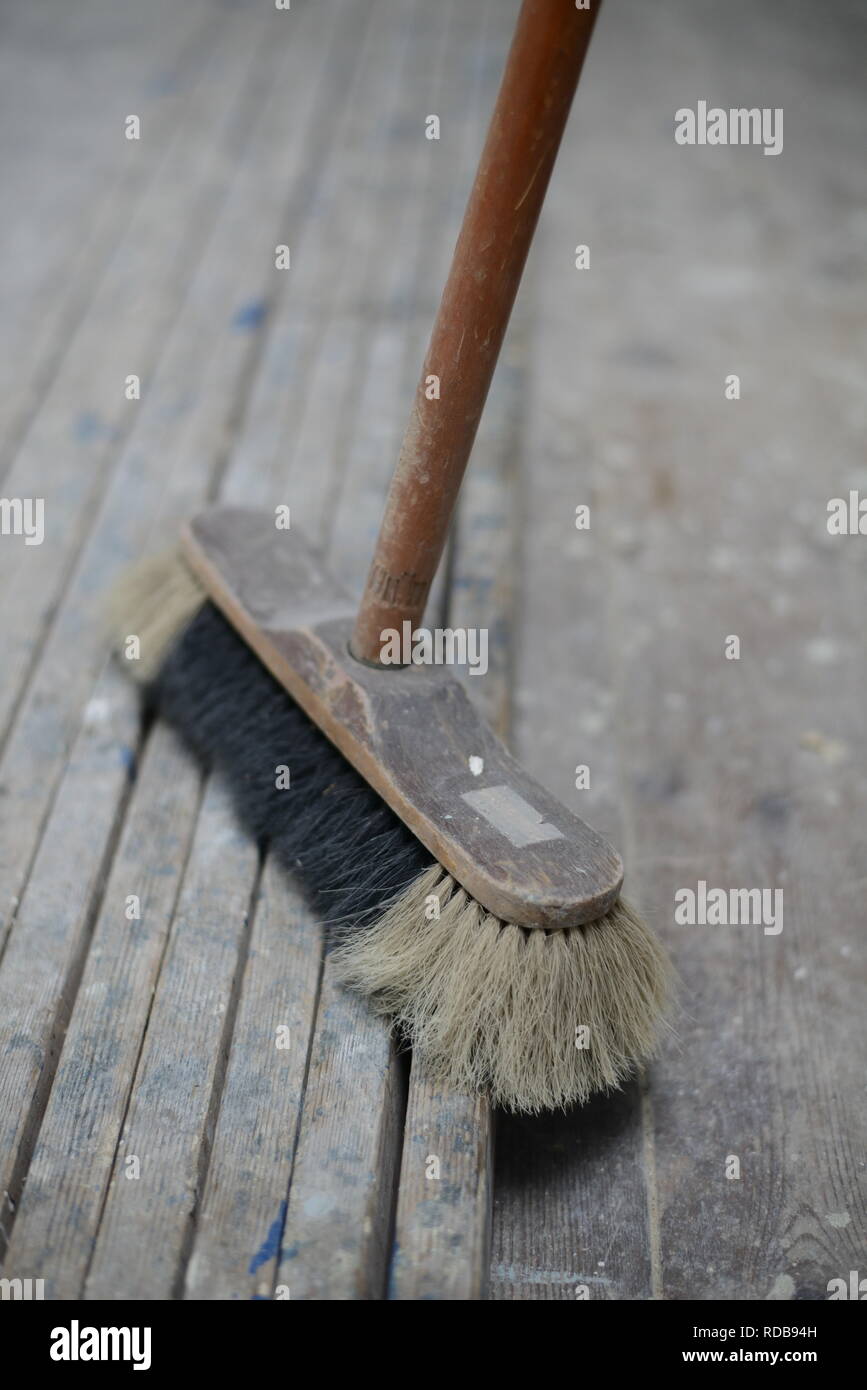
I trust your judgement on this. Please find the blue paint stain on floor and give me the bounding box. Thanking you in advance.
[146,73,180,96]
[73,411,109,443]
[232,298,268,332]
[248,1201,287,1275]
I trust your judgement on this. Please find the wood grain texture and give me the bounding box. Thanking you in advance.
[607,1,867,1293]
[181,859,322,1301]
[0,0,219,485]
[0,663,138,1264]
[388,1082,492,1300]
[0,0,317,1268]
[1,723,201,1290]
[275,973,406,1300]
[83,775,258,1300]
[493,1085,653,1301]
[0,6,273,732]
[0,7,275,957]
[0,0,352,1291]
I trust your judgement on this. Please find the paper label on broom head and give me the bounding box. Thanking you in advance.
[461,785,565,848]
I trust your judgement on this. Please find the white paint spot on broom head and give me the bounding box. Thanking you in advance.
[468,755,484,777]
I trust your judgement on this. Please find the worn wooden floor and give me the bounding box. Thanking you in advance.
[1,0,864,1301]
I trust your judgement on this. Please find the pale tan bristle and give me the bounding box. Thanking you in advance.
[107,549,205,681]
[331,865,674,1114]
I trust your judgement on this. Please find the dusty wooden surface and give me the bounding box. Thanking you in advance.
[1,0,864,1301]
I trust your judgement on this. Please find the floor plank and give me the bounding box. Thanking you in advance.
[0,0,219,483]
[1,723,200,1290]
[83,775,259,1300]
[182,860,322,1302]
[0,663,138,1266]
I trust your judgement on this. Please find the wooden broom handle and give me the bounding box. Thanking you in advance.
[351,0,602,664]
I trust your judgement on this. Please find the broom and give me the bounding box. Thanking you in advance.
[111,0,672,1114]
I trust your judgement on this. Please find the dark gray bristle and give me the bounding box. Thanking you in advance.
[151,603,434,939]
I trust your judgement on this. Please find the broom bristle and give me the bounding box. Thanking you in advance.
[110,575,673,1113]
[331,867,672,1113]
[107,549,206,682]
